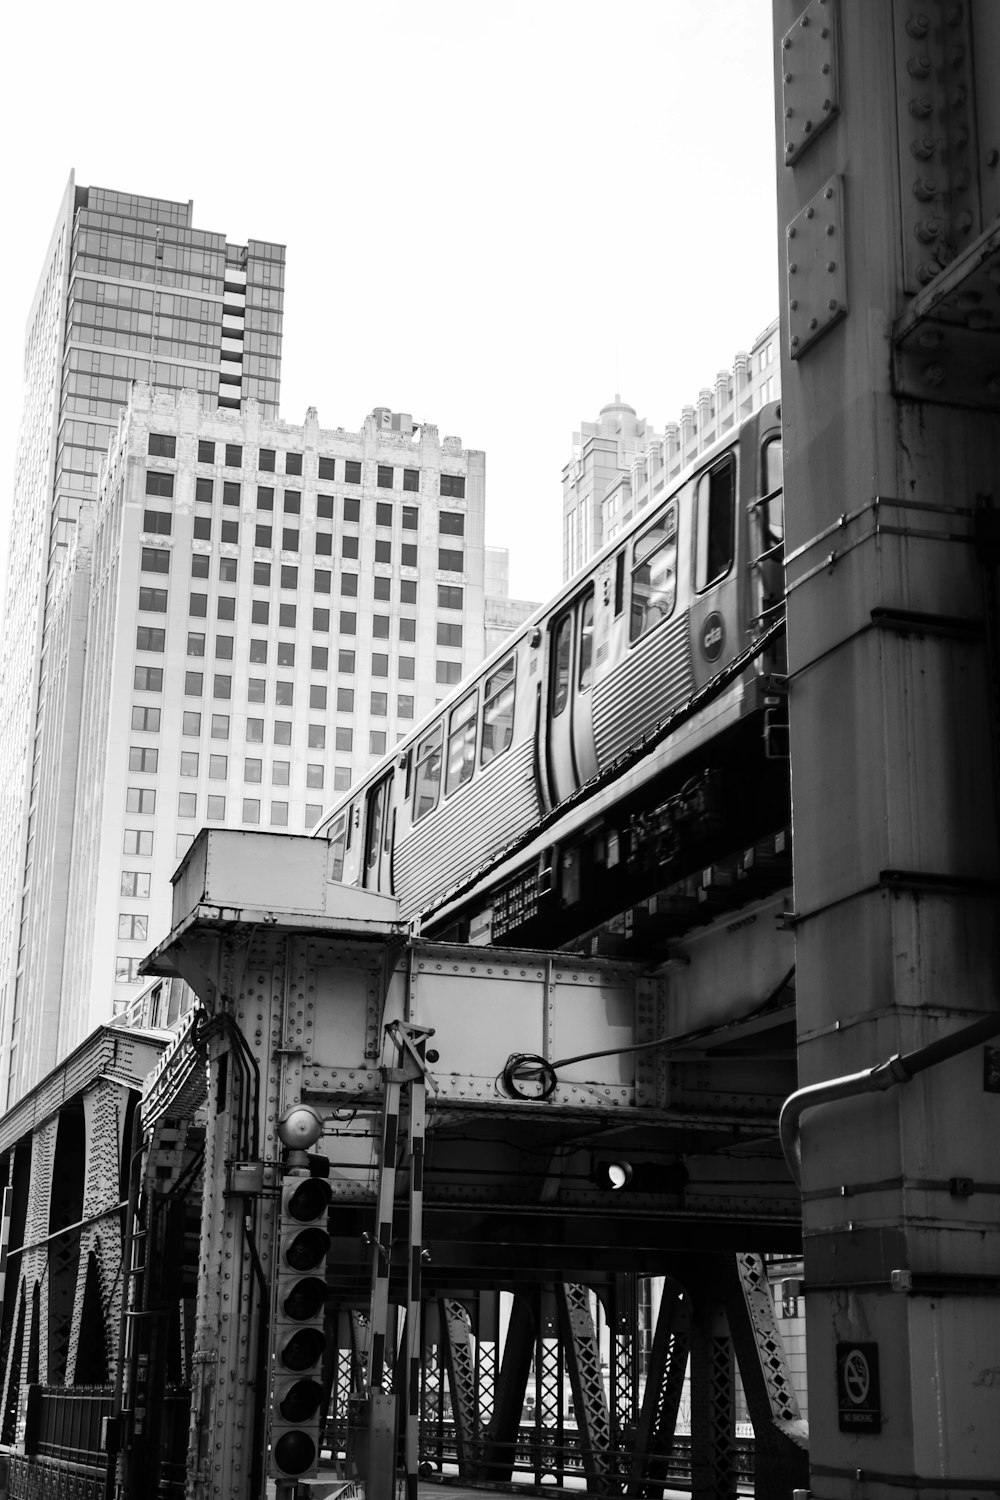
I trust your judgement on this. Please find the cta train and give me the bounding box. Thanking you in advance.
[316,402,787,949]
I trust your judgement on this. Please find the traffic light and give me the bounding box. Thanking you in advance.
[268,1173,333,1481]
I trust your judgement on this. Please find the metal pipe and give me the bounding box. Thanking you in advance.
[780,1009,1000,1186]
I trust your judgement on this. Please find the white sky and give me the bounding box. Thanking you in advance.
[0,0,780,605]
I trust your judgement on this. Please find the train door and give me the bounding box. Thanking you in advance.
[546,587,598,806]
[362,769,394,893]
[687,452,740,689]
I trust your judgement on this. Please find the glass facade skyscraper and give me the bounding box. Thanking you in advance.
[0,174,284,1106]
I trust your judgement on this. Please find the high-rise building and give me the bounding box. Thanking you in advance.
[562,319,781,571]
[0,176,285,1104]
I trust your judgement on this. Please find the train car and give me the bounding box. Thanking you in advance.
[315,402,786,948]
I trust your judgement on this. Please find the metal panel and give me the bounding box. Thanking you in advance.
[786,175,847,358]
[591,613,692,765]
[781,0,841,165]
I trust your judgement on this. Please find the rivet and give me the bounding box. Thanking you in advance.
[826,223,835,235]
[791,336,800,348]
[906,15,930,39]
[827,260,836,271]
[909,96,934,119]
[821,62,831,75]
[784,72,793,83]
[828,299,838,311]
[923,363,946,387]
[785,106,794,118]
[821,25,830,37]
[822,98,832,111]
[789,262,798,273]
[790,299,799,311]
[801,12,809,24]
[804,120,813,133]
[806,206,814,218]
[809,317,819,330]
[782,35,791,48]
[788,226,796,238]
[987,149,999,168]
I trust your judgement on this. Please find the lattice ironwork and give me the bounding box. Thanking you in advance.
[441,1298,478,1476]
[536,1287,565,1483]
[627,1279,690,1497]
[608,1273,639,1445]
[690,1301,736,1499]
[558,1282,618,1489]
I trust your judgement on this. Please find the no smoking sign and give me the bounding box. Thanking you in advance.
[836,1342,882,1433]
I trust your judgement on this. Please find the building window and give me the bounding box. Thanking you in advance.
[139,587,168,613]
[276,642,295,666]
[439,511,465,535]
[136,627,165,652]
[375,540,392,563]
[398,656,415,680]
[246,718,264,742]
[372,654,389,678]
[141,546,170,574]
[440,473,465,498]
[123,829,154,856]
[271,801,289,826]
[437,622,463,646]
[273,761,290,786]
[280,565,298,589]
[121,871,151,898]
[340,611,357,635]
[180,752,199,777]
[337,687,355,712]
[370,731,387,755]
[223,482,241,507]
[438,548,464,572]
[314,568,331,593]
[131,705,161,732]
[274,721,292,745]
[182,712,201,736]
[317,495,334,519]
[248,678,265,703]
[342,537,359,560]
[310,685,327,709]
[225,443,243,467]
[126,787,156,814]
[333,767,352,791]
[115,957,141,983]
[283,492,301,515]
[373,615,390,639]
[209,754,228,779]
[398,694,414,719]
[315,532,332,556]
[257,487,274,510]
[253,561,271,586]
[318,457,336,482]
[402,506,418,530]
[178,792,197,818]
[185,672,203,696]
[128,746,158,772]
[216,635,234,660]
[255,525,273,547]
[306,804,323,828]
[219,557,238,582]
[279,603,296,627]
[400,579,417,604]
[250,638,268,663]
[217,596,236,621]
[252,600,270,625]
[376,503,392,528]
[275,681,294,706]
[245,758,262,782]
[196,477,214,504]
[306,763,324,789]
[311,646,329,670]
[220,517,239,543]
[370,692,387,716]
[377,466,394,490]
[373,576,390,601]
[118,913,149,941]
[145,471,174,497]
[143,509,172,535]
[214,674,232,699]
[309,724,326,749]
[190,593,208,617]
[285,452,303,476]
[345,460,362,485]
[187,632,206,657]
[258,448,276,473]
[198,440,215,464]
[191,555,209,578]
[335,727,353,752]
[399,617,416,641]
[314,608,330,632]
[338,650,355,674]
[211,714,230,739]
[207,795,226,820]
[134,666,163,691]
[243,798,261,823]
[403,469,419,492]
[193,517,212,541]
[342,573,358,598]
[401,544,417,568]
[436,660,463,685]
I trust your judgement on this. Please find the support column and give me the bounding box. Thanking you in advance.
[688,1271,737,1500]
[482,1291,534,1482]
[626,1277,689,1498]
[557,1282,617,1493]
[440,1298,478,1477]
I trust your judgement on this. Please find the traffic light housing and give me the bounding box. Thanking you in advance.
[268,1173,333,1480]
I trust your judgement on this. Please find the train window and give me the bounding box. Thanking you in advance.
[762,438,784,550]
[413,726,443,822]
[445,688,478,796]
[694,456,735,591]
[365,782,386,871]
[552,613,573,716]
[482,656,516,767]
[630,505,678,643]
[614,552,625,617]
[578,594,595,691]
[328,814,348,882]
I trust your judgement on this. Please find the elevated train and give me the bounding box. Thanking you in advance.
[316,402,787,949]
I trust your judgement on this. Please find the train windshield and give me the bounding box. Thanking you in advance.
[413,725,443,822]
[482,657,516,766]
[630,505,678,642]
[695,457,735,591]
[445,689,478,796]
